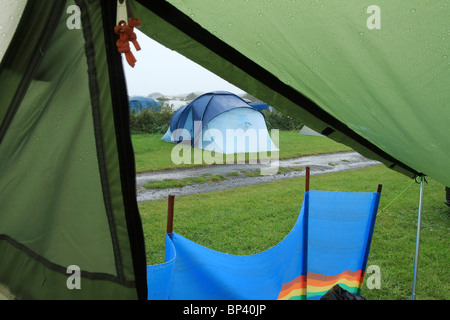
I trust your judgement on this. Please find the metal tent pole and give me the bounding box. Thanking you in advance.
[412,176,425,300]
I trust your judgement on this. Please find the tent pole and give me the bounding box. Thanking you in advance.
[167,194,175,234]
[412,176,425,300]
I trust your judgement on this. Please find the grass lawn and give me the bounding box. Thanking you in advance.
[139,165,449,300]
[132,130,352,173]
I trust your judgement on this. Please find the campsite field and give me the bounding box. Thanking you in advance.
[139,165,449,300]
[132,130,352,173]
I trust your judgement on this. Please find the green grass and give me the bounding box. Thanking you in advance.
[132,130,352,173]
[239,170,261,177]
[139,165,449,300]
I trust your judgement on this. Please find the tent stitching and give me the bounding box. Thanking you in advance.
[77,0,126,285]
[0,234,136,286]
[99,0,148,299]
[0,1,65,144]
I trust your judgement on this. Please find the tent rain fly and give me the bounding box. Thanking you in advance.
[0,0,448,300]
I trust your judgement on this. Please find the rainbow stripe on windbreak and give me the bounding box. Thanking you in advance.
[277,275,307,300]
[277,270,365,300]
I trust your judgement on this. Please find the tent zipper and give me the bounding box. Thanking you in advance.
[116,0,128,25]
[100,0,148,300]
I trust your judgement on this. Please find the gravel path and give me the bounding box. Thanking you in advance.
[136,151,381,202]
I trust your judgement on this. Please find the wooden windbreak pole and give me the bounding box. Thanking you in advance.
[167,194,175,234]
[305,166,310,192]
[377,184,383,194]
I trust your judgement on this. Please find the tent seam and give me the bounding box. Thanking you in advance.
[0,235,136,287]
[0,0,65,144]
[99,0,148,299]
[76,0,125,285]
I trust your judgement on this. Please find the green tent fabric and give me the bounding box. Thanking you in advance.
[0,0,448,300]
[0,0,146,299]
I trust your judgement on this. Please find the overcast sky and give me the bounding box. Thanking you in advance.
[123,30,245,97]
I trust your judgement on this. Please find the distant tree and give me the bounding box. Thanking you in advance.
[261,109,303,131]
[160,102,174,112]
[185,92,201,101]
[129,108,174,134]
[148,92,163,99]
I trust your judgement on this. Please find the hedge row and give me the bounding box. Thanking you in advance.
[129,109,173,134]
[129,108,303,134]
[261,110,303,131]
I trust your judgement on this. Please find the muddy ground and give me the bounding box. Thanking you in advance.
[136,151,381,202]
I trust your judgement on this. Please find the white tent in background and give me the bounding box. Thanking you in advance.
[299,125,325,137]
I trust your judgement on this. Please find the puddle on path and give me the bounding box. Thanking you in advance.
[136,151,380,202]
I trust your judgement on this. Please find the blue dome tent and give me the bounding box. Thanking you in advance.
[129,96,161,112]
[162,91,278,154]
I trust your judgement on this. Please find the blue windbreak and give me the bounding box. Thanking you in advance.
[146,190,380,300]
